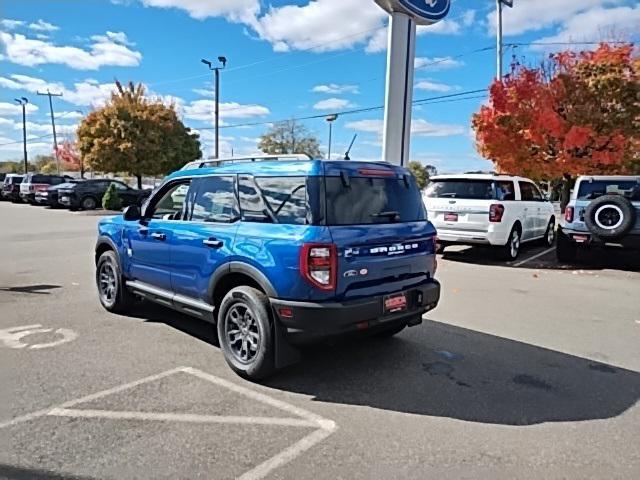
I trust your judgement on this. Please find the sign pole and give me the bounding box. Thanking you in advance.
[381,11,416,167]
[496,0,503,79]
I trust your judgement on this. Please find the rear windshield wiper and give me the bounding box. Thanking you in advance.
[371,211,400,221]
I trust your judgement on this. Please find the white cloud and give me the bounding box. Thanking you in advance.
[0,30,141,70]
[193,87,215,97]
[312,83,359,95]
[313,98,355,110]
[365,27,388,53]
[486,0,623,36]
[56,111,85,120]
[184,100,269,122]
[414,80,455,93]
[90,31,135,46]
[346,118,465,137]
[0,101,39,116]
[253,0,386,52]
[0,19,25,30]
[414,56,464,71]
[28,20,59,32]
[140,0,260,23]
[532,5,640,48]
[13,121,77,135]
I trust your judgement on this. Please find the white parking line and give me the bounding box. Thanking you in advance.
[0,366,337,480]
[511,247,555,267]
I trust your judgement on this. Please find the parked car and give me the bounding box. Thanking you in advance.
[20,173,72,204]
[35,180,83,208]
[2,174,24,202]
[58,179,150,210]
[94,159,441,379]
[557,175,640,262]
[423,174,556,260]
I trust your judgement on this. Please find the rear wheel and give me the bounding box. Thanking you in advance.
[217,286,275,380]
[541,218,556,247]
[556,229,578,263]
[500,225,521,261]
[96,250,134,314]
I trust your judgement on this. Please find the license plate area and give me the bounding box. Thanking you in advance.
[384,292,407,315]
[444,212,458,222]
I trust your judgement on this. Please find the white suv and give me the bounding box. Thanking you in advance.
[423,174,556,260]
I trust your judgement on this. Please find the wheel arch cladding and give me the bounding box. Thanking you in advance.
[95,237,120,267]
[209,262,278,312]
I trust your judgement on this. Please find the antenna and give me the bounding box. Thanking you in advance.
[344,134,357,160]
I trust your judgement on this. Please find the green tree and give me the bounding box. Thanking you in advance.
[102,183,122,211]
[407,161,436,189]
[258,120,322,158]
[77,81,202,188]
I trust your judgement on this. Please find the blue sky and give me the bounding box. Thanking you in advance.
[1,0,638,172]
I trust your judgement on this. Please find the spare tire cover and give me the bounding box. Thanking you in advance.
[584,194,636,238]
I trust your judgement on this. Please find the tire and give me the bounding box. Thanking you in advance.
[584,194,636,239]
[374,323,406,338]
[556,229,577,263]
[500,224,522,261]
[436,243,446,254]
[96,250,134,314]
[540,217,556,247]
[217,286,275,380]
[81,196,98,210]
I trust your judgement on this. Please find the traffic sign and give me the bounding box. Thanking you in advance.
[375,0,451,25]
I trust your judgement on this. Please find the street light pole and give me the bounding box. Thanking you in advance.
[201,56,227,159]
[496,0,513,79]
[326,114,338,160]
[37,89,63,174]
[15,97,29,174]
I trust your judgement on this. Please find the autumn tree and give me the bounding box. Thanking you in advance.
[56,140,84,177]
[473,44,639,208]
[259,120,322,158]
[77,81,201,188]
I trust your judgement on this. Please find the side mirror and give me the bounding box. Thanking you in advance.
[122,205,141,221]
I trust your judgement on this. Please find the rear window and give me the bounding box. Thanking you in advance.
[577,180,640,201]
[425,179,502,200]
[325,176,426,225]
[10,176,23,184]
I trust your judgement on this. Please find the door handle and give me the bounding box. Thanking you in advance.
[203,238,223,248]
[151,232,166,241]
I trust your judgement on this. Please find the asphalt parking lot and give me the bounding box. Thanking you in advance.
[1,202,639,480]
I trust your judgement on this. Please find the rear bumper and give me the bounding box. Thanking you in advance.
[270,280,441,344]
[20,192,35,202]
[559,226,640,249]
[435,226,509,247]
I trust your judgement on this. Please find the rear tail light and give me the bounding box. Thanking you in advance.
[565,206,574,223]
[300,243,337,291]
[29,185,35,192]
[489,204,505,222]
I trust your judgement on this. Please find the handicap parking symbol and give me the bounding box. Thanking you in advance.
[0,324,78,350]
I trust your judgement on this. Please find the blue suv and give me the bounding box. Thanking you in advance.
[95,159,441,379]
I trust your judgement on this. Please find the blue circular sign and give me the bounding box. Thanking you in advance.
[375,0,451,24]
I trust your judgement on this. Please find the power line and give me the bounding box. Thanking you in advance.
[208,89,487,131]
[0,133,54,147]
[506,40,636,47]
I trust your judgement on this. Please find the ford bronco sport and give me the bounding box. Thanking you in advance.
[95,159,441,379]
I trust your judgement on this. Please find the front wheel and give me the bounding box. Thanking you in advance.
[217,286,275,380]
[96,250,134,314]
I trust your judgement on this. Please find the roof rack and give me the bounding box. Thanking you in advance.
[203,153,312,165]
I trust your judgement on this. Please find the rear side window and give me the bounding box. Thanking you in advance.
[11,176,23,184]
[577,180,640,201]
[495,181,515,201]
[325,176,426,225]
[188,176,239,223]
[518,181,542,201]
[239,176,310,225]
[425,179,495,200]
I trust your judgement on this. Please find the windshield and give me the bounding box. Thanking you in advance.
[325,176,426,225]
[577,180,640,201]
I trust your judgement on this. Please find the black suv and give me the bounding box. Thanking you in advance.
[58,179,150,210]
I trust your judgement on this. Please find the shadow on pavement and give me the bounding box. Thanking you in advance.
[0,464,96,480]
[442,245,640,272]
[0,284,62,295]
[264,321,640,426]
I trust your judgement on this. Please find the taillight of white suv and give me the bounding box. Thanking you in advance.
[565,206,574,222]
[489,204,505,222]
[300,243,337,291]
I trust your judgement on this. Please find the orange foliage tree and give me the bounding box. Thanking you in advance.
[472,44,639,183]
[55,140,84,177]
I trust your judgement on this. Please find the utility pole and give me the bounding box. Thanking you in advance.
[37,89,63,173]
[14,97,29,174]
[325,114,338,160]
[496,0,513,79]
[201,56,227,159]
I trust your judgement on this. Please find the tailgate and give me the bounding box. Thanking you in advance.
[426,198,490,232]
[330,222,436,300]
